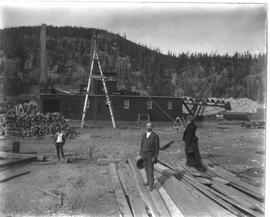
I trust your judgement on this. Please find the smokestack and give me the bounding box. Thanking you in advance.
[40,24,47,88]
[90,31,97,94]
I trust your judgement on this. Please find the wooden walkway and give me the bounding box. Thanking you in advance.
[109,157,264,217]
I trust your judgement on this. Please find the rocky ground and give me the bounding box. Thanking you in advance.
[0,120,265,216]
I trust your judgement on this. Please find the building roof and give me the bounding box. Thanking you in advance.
[40,93,184,100]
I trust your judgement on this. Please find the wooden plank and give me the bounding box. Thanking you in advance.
[97,158,123,165]
[155,162,244,217]
[135,163,171,217]
[203,159,237,177]
[117,163,149,217]
[179,177,236,217]
[109,164,133,217]
[155,170,236,217]
[229,182,264,201]
[212,176,230,185]
[207,184,263,217]
[156,179,185,217]
[0,171,30,182]
[157,161,263,217]
[203,159,263,199]
[211,183,259,210]
[0,157,37,169]
[212,180,264,213]
[177,159,202,177]
[177,159,214,178]
[171,161,260,215]
[162,175,212,217]
[181,159,264,201]
[127,159,162,217]
[151,188,172,217]
[0,152,37,159]
[37,187,62,199]
[194,177,212,185]
[207,165,264,201]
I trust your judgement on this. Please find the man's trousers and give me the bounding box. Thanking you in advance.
[142,152,154,189]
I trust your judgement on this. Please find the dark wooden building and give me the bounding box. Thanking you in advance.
[38,24,184,122]
[40,94,183,122]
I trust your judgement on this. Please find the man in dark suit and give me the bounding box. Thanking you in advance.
[140,122,160,191]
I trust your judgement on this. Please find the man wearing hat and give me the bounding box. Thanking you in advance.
[139,122,160,191]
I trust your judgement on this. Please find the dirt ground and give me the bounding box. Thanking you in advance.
[0,120,265,216]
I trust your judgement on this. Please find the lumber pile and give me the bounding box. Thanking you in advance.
[109,157,264,217]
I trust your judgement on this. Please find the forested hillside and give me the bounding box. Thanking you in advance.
[0,25,266,102]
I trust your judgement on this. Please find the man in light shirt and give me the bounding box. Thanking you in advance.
[55,129,66,161]
[139,122,160,191]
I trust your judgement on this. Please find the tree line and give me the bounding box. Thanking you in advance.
[0,26,266,102]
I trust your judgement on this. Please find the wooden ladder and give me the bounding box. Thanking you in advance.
[81,35,116,128]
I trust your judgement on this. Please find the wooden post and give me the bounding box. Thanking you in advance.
[89,146,92,159]
[12,141,20,153]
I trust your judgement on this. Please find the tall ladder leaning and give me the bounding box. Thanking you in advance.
[81,36,116,128]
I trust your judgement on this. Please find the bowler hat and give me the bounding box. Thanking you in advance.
[135,155,144,169]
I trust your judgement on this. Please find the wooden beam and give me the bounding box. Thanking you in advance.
[155,162,244,217]
[179,177,237,217]
[203,159,237,177]
[156,179,185,217]
[135,163,171,217]
[97,158,123,165]
[0,171,30,182]
[0,152,37,169]
[212,178,264,212]
[212,176,231,185]
[117,163,149,217]
[37,187,61,200]
[162,175,212,217]
[182,101,193,115]
[151,187,172,217]
[157,161,264,217]
[154,167,236,217]
[109,164,133,217]
[127,159,161,217]
[211,182,263,211]
[206,164,264,201]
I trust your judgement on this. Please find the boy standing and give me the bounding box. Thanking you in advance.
[55,129,66,161]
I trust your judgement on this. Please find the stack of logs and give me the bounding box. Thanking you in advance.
[5,112,69,137]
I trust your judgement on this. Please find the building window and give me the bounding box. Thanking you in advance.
[124,100,130,109]
[167,101,172,110]
[146,100,152,109]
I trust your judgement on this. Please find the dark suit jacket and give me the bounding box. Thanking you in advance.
[140,132,160,160]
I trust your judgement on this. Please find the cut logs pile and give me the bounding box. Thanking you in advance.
[4,112,69,137]
[109,157,264,217]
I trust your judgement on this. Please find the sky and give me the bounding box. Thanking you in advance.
[0,1,267,55]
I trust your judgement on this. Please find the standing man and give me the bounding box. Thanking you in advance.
[140,122,160,191]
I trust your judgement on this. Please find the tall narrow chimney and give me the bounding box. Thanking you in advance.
[40,24,47,87]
